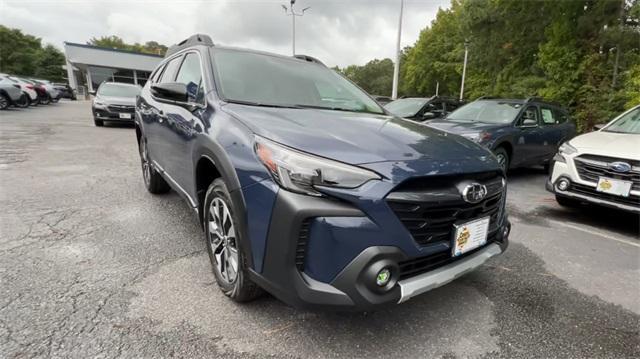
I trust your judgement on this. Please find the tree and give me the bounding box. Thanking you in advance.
[0,25,65,82]
[87,36,168,56]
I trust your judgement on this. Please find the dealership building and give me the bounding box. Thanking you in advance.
[63,42,163,93]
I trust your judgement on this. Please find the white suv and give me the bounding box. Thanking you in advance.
[547,105,640,213]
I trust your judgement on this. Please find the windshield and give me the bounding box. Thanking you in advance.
[447,100,522,124]
[603,107,640,134]
[97,83,140,97]
[384,98,428,117]
[212,49,384,114]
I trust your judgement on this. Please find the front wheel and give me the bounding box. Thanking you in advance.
[0,94,9,110]
[204,179,262,302]
[39,94,51,105]
[15,94,30,108]
[493,147,510,171]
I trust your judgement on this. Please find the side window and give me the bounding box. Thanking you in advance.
[425,101,445,115]
[553,108,569,124]
[150,65,165,84]
[540,107,556,125]
[518,106,539,126]
[446,102,460,112]
[175,53,204,104]
[159,56,183,84]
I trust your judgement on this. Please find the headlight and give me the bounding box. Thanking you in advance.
[255,136,381,196]
[94,100,106,106]
[461,131,491,143]
[558,142,577,156]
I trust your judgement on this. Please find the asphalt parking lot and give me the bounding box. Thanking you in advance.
[1,101,639,358]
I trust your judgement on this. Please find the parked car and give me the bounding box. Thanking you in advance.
[546,105,639,213]
[19,78,52,105]
[0,82,27,110]
[427,97,576,170]
[92,82,141,126]
[384,96,464,122]
[30,79,62,103]
[53,83,77,100]
[0,75,38,106]
[135,34,511,310]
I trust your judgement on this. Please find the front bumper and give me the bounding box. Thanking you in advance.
[250,188,510,311]
[93,105,135,122]
[547,154,640,213]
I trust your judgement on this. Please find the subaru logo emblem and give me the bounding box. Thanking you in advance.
[462,183,487,203]
[609,161,631,173]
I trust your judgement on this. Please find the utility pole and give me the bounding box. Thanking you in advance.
[281,0,310,56]
[391,0,404,100]
[459,40,469,101]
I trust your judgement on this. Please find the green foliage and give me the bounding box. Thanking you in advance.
[397,0,640,131]
[88,36,168,56]
[0,25,67,81]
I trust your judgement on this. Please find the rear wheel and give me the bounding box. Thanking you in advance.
[204,179,262,302]
[493,147,510,171]
[138,136,170,194]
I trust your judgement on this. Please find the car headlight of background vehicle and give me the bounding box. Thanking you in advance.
[461,131,491,143]
[93,99,106,107]
[255,136,381,196]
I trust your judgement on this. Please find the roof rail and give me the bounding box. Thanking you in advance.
[293,54,326,66]
[165,34,214,58]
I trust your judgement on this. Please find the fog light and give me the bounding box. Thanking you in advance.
[376,268,391,287]
[557,179,570,191]
[502,225,510,238]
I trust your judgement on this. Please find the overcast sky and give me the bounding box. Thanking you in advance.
[1,0,450,67]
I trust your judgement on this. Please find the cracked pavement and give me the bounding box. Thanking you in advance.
[1,101,639,358]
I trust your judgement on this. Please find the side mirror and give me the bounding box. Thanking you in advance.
[593,123,605,131]
[521,118,537,128]
[89,90,96,96]
[151,82,189,103]
[422,112,437,120]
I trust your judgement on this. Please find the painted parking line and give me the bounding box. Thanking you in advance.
[548,219,640,248]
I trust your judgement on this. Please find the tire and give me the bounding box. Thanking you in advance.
[94,118,104,127]
[493,147,510,171]
[51,97,60,103]
[0,94,9,110]
[39,94,51,105]
[204,178,262,302]
[15,94,29,108]
[138,136,170,194]
[555,195,579,207]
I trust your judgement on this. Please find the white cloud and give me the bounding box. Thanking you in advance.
[0,0,450,67]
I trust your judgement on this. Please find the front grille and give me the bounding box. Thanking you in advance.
[386,174,504,247]
[295,219,312,270]
[574,155,640,192]
[569,183,640,207]
[107,105,135,113]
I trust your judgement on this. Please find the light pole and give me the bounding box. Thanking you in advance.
[459,40,469,101]
[391,0,404,100]
[281,0,310,56]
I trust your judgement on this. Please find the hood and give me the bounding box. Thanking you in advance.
[222,103,497,167]
[96,95,136,106]
[427,119,508,134]
[570,131,640,160]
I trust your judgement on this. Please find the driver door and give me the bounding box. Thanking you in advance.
[512,105,546,166]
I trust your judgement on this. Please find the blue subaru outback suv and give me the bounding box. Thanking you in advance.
[135,34,511,310]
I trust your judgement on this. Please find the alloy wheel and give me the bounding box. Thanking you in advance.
[496,153,507,169]
[0,96,8,110]
[207,197,239,284]
[140,138,151,186]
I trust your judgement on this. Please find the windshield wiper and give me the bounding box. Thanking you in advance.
[226,99,302,109]
[293,104,383,115]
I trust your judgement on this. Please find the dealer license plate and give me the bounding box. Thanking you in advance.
[119,113,132,119]
[452,217,490,257]
[596,177,632,197]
